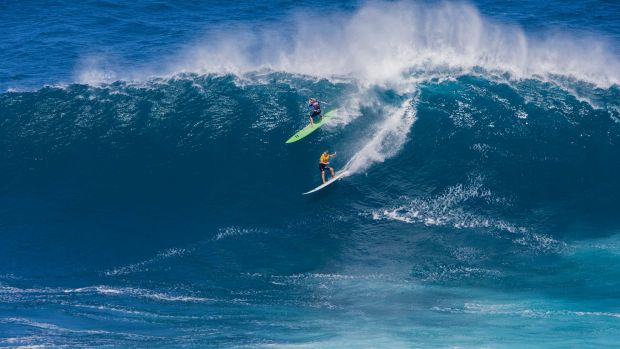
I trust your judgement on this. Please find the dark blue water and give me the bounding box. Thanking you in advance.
[1,1,620,347]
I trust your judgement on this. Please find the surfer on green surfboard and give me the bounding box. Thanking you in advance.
[285,98,335,143]
[308,98,322,125]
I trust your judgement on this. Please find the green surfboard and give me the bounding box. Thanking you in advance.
[285,109,336,144]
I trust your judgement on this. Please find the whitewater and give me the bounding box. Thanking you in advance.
[1,1,619,348]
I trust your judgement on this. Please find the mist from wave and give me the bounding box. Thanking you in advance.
[74,1,620,89]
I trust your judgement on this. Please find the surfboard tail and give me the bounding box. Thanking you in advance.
[302,170,349,195]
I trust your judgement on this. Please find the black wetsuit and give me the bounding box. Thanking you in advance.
[319,163,331,172]
[309,101,321,119]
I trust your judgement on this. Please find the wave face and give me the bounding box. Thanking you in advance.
[1,1,620,348]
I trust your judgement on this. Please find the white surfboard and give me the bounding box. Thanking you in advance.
[302,170,350,195]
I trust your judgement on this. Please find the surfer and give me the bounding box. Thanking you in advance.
[308,98,322,125]
[319,150,337,184]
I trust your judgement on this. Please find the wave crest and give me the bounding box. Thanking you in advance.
[78,1,619,88]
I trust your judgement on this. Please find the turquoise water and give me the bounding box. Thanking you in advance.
[1,1,619,347]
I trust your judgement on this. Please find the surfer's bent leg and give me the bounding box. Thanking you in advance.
[319,163,327,184]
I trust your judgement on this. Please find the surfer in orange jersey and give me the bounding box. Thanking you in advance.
[319,150,337,184]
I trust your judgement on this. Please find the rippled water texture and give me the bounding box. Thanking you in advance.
[1,1,619,347]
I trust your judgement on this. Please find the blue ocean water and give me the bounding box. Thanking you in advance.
[1,0,620,347]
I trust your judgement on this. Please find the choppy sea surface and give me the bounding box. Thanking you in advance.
[1,1,619,347]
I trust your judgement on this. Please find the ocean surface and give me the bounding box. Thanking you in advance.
[1,0,620,347]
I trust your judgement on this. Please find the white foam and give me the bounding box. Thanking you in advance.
[130,1,619,89]
[514,233,568,254]
[75,56,119,86]
[0,317,111,335]
[104,247,189,276]
[434,302,620,319]
[344,98,417,174]
[370,176,568,253]
[323,94,364,129]
[69,286,214,303]
[0,284,211,304]
[371,176,522,232]
[215,226,265,240]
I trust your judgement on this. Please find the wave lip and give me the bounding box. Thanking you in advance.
[93,1,619,89]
